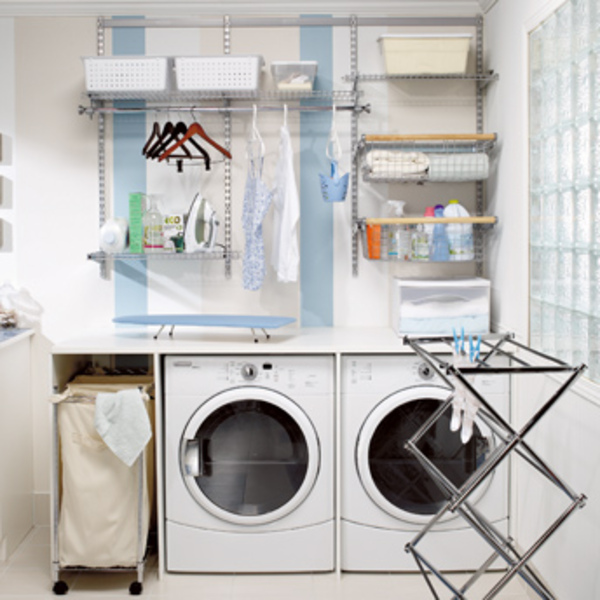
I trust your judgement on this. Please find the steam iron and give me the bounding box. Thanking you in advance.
[184,193,219,253]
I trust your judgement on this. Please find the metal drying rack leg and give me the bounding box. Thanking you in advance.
[401,334,588,600]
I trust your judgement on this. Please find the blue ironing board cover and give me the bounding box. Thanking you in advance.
[113,314,296,329]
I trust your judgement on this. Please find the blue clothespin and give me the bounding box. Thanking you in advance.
[460,327,465,355]
[469,335,481,363]
[453,328,460,354]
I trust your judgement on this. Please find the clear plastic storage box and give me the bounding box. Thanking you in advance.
[270,61,318,91]
[391,277,490,336]
[378,34,472,75]
[175,55,264,94]
[83,56,170,92]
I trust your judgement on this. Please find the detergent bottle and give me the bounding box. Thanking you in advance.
[430,204,450,261]
[423,206,435,253]
[444,199,474,261]
[143,196,164,253]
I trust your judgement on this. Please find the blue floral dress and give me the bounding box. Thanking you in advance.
[242,157,272,290]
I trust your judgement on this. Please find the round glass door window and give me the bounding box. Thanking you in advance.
[181,391,319,525]
[357,387,493,523]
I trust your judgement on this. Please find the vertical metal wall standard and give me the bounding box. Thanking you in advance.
[223,15,233,279]
[350,16,359,277]
[97,18,107,279]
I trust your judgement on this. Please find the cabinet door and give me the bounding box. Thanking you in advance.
[0,336,33,560]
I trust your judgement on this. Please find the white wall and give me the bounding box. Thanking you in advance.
[485,1,600,597]
[0,19,16,283]
[2,14,480,511]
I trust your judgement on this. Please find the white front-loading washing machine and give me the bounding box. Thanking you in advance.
[341,354,509,572]
[164,354,334,573]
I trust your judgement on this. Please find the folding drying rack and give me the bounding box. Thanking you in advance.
[402,333,587,600]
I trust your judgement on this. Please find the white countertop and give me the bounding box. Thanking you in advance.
[52,326,452,355]
[0,328,33,351]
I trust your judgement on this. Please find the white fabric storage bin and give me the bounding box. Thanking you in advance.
[83,56,170,92]
[391,277,490,336]
[55,376,154,569]
[175,55,264,93]
[378,34,471,75]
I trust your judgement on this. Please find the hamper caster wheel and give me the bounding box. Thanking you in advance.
[129,581,143,595]
[52,580,69,595]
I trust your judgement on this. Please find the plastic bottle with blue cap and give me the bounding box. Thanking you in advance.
[430,203,450,261]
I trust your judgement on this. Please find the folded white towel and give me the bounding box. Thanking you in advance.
[94,388,152,467]
[366,150,429,170]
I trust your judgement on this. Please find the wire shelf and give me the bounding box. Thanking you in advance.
[358,134,496,183]
[88,249,241,262]
[358,218,494,263]
[86,89,359,103]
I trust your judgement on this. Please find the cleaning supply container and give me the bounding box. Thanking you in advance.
[384,200,408,259]
[430,204,450,261]
[99,218,128,254]
[444,199,475,261]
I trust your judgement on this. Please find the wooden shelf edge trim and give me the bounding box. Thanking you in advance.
[363,133,497,142]
[364,216,498,225]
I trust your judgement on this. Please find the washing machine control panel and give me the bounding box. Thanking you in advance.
[165,355,334,396]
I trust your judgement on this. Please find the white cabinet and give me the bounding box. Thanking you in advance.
[0,330,33,561]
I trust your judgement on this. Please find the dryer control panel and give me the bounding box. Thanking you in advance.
[165,355,334,397]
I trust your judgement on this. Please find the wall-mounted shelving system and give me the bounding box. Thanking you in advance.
[80,14,495,279]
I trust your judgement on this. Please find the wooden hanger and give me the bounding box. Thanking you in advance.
[159,121,231,162]
[145,120,175,159]
[155,121,211,170]
[142,121,162,157]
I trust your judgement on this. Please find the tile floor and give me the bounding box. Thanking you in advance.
[0,527,534,599]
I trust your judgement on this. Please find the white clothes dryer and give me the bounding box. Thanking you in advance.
[341,354,509,572]
[163,355,334,573]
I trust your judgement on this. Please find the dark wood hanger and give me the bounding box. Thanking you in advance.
[159,121,232,162]
[146,121,177,159]
[142,121,162,157]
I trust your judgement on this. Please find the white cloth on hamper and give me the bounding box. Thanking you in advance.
[94,388,152,466]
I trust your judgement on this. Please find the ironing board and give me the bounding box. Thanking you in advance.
[113,314,296,342]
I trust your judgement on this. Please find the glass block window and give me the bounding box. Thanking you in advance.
[529,0,600,380]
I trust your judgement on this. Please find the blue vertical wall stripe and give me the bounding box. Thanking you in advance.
[300,17,334,327]
[113,20,148,318]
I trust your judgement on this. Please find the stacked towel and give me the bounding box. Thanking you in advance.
[365,150,429,180]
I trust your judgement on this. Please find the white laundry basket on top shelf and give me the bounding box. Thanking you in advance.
[175,55,264,94]
[83,56,170,93]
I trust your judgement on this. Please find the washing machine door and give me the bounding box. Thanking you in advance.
[357,385,493,525]
[180,387,320,526]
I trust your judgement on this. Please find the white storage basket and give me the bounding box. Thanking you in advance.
[84,56,169,93]
[378,34,472,75]
[175,55,264,93]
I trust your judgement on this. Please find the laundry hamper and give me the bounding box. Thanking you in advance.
[50,375,154,596]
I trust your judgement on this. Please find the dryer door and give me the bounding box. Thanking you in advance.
[356,385,494,525]
[180,387,320,526]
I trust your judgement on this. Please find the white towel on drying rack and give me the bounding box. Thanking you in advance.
[94,388,152,466]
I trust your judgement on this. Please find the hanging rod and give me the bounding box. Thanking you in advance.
[99,16,480,29]
[78,103,369,117]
